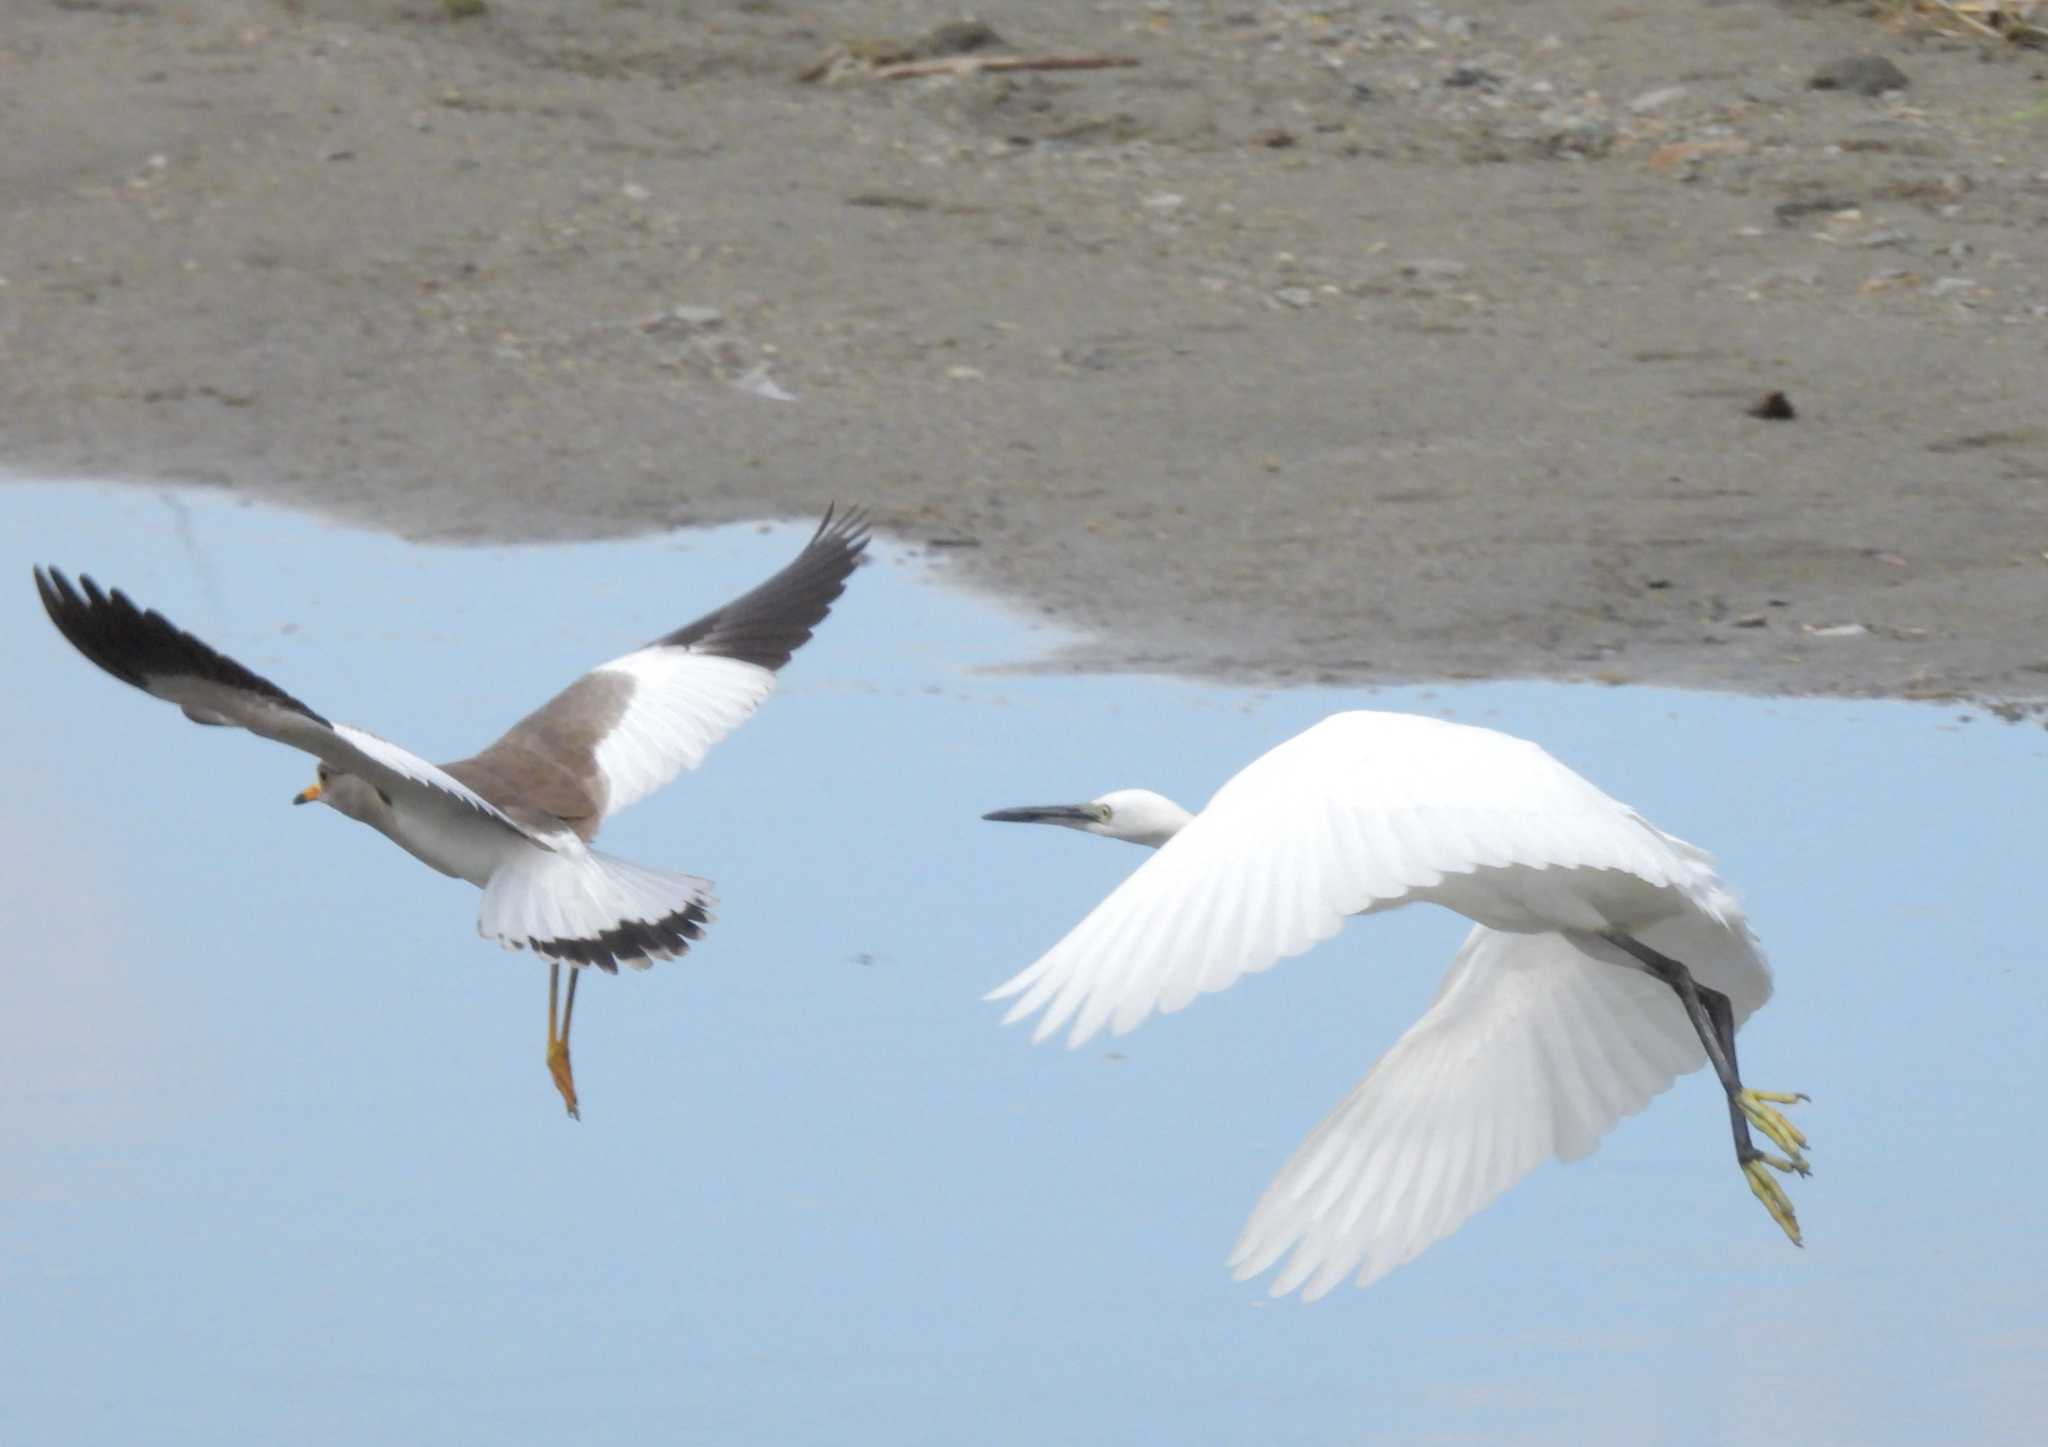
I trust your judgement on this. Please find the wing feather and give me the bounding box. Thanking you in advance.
[1229,927,1732,1299]
[34,567,559,850]
[991,712,1722,1049]
[450,507,869,827]
[35,568,330,726]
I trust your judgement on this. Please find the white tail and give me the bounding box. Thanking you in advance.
[478,843,716,972]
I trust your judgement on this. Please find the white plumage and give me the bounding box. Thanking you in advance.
[328,722,563,852]
[985,710,1801,1299]
[586,651,781,815]
[478,847,714,974]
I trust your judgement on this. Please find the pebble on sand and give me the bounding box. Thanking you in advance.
[1809,56,1909,97]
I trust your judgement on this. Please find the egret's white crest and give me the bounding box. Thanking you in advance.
[984,711,1808,1300]
[35,508,869,1118]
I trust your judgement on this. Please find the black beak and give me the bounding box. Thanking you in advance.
[982,804,1098,825]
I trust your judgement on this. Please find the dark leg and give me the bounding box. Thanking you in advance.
[1601,932,1809,1245]
[546,961,581,1121]
[1700,986,1780,1173]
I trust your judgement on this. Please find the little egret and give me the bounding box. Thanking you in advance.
[984,710,1808,1299]
[35,507,869,1119]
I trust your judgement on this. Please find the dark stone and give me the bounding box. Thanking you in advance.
[1809,56,1909,96]
[1773,196,1854,227]
[1443,66,1501,90]
[919,21,1004,58]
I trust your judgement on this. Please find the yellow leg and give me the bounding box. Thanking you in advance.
[546,961,581,1121]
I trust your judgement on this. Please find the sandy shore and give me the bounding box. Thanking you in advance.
[5,0,2046,702]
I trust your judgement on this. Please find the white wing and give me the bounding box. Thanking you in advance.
[581,650,782,813]
[1231,924,1744,1300]
[990,712,1724,1048]
[455,507,869,823]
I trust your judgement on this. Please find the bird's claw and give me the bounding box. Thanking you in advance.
[1751,1148,1810,1179]
[1739,1088,1809,1162]
[547,1038,581,1122]
[1743,1157,1803,1247]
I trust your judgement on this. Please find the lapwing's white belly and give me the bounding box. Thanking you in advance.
[386,798,526,888]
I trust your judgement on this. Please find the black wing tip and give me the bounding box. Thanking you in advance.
[34,565,332,727]
[810,502,874,559]
[35,565,96,616]
[651,505,873,666]
[35,565,150,691]
[800,502,873,589]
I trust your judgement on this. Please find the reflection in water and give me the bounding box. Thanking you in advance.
[0,478,2042,1445]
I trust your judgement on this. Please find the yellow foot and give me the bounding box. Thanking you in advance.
[1743,1157,1803,1247]
[547,1038,580,1122]
[1739,1089,1810,1168]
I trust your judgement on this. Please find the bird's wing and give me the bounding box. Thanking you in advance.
[989,711,1710,1047]
[1229,924,1752,1299]
[34,567,560,849]
[446,506,870,831]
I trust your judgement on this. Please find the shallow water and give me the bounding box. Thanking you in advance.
[2,479,2042,1445]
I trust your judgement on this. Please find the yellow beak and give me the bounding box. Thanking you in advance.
[293,782,322,806]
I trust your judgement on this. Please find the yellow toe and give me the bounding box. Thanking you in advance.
[1743,1158,1804,1247]
[1739,1088,1810,1159]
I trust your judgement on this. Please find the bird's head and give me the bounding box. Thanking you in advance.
[291,762,331,810]
[982,788,1192,849]
[293,764,388,825]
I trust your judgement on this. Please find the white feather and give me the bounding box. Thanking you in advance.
[1227,924,1760,1300]
[477,844,715,968]
[984,709,1782,1298]
[991,713,1740,1050]
[330,723,565,846]
[587,651,777,817]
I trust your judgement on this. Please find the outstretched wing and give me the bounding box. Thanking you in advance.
[988,711,1724,1048]
[1229,924,1765,1299]
[445,506,870,836]
[33,567,556,849]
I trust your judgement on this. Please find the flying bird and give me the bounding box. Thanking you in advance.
[35,507,869,1119]
[983,711,1808,1299]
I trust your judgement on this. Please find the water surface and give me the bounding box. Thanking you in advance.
[1,479,2041,1445]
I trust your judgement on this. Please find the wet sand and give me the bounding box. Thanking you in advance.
[5,0,2046,702]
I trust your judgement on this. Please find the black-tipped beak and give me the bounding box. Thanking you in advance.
[293,783,321,806]
[982,804,1100,826]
